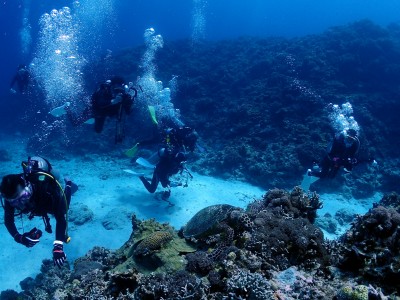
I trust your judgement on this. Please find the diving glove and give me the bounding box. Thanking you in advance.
[53,240,67,268]
[14,228,42,247]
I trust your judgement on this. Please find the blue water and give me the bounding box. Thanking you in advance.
[1,0,400,94]
[0,0,399,295]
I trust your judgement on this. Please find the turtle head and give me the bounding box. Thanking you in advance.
[228,209,253,230]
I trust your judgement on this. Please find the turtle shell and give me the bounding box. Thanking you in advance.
[183,204,236,238]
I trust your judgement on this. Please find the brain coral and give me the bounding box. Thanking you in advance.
[134,231,173,256]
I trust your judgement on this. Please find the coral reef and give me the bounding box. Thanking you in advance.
[335,208,357,226]
[258,187,323,223]
[3,189,400,299]
[336,284,369,300]
[134,271,207,299]
[316,213,339,234]
[244,188,328,275]
[91,20,400,196]
[336,205,400,294]
[379,192,400,212]
[226,268,276,299]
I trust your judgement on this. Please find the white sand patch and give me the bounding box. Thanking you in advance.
[317,192,382,240]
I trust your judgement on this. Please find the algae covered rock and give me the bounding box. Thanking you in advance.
[114,217,196,274]
[69,203,94,225]
[102,207,132,230]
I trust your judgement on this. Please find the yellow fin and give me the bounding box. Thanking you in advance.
[125,143,139,158]
[148,105,158,125]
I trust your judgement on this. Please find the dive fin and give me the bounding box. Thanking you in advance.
[123,169,145,176]
[84,118,95,125]
[64,178,79,195]
[71,182,79,195]
[136,157,155,169]
[125,143,139,158]
[300,170,319,191]
[49,102,70,117]
[148,105,158,125]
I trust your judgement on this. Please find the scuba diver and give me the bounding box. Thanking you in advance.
[0,156,77,268]
[138,126,198,200]
[52,76,137,143]
[125,125,201,157]
[164,126,199,153]
[89,76,136,142]
[10,64,30,94]
[138,125,198,152]
[139,148,187,200]
[308,129,360,179]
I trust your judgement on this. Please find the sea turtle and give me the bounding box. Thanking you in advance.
[183,204,241,239]
[182,204,253,261]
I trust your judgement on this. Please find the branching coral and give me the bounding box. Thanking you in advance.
[134,271,207,299]
[226,268,276,299]
[337,205,400,294]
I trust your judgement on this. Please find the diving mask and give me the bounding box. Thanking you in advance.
[6,183,33,210]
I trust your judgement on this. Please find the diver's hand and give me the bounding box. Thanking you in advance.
[111,93,122,104]
[14,228,42,247]
[53,240,67,268]
[111,94,123,104]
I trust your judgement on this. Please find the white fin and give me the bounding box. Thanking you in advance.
[84,118,95,125]
[123,169,145,176]
[300,170,319,191]
[135,157,155,169]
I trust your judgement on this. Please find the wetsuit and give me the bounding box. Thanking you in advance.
[67,83,133,134]
[4,172,70,242]
[311,132,360,178]
[139,149,186,193]
[91,84,133,133]
[10,68,30,94]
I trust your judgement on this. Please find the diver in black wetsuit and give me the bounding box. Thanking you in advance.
[308,129,360,179]
[10,64,30,94]
[139,127,197,199]
[0,156,77,268]
[90,76,135,137]
[139,148,187,198]
[65,76,137,143]
[136,125,198,152]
